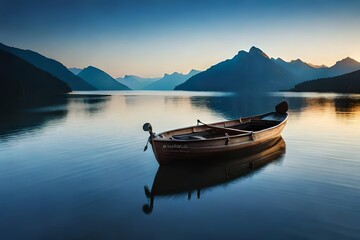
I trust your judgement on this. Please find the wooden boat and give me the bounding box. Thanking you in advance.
[143,137,286,214]
[143,101,288,165]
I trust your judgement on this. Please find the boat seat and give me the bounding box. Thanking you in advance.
[171,135,206,140]
[250,119,280,125]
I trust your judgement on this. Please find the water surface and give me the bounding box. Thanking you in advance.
[0,91,359,239]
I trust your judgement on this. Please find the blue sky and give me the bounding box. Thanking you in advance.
[1,0,360,77]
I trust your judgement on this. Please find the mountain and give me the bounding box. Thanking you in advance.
[145,69,201,90]
[272,58,324,81]
[78,66,130,90]
[0,49,71,109]
[0,43,95,91]
[307,63,327,68]
[291,69,360,93]
[175,47,299,91]
[68,67,83,75]
[116,75,160,90]
[328,57,360,77]
[272,57,360,81]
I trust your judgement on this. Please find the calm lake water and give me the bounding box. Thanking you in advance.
[0,91,359,239]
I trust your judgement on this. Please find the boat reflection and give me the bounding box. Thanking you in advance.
[143,137,286,214]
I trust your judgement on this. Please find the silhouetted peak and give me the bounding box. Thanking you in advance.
[84,66,98,71]
[237,50,247,55]
[274,57,286,63]
[124,75,139,79]
[307,63,327,68]
[249,46,269,59]
[344,57,354,61]
[0,42,95,90]
[291,59,304,64]
[249,46,261,53]
[80,66,117,79]
[164,72,182,78]
[68,67,83,71]
[234,50,247,60]
[188,69,200,75]
[335,57,359,65]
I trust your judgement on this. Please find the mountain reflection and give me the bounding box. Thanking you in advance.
[0,95,110,142]
[295,95,360,118]
[0,96,69,142]
[334,97,360,115]
[143,137,286,214]
[187,92,360,120]
[68,94,111,114]
[190,93,296,119]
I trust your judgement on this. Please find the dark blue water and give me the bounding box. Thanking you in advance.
[0,91,359,239]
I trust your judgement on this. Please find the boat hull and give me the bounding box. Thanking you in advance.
[142,137,286,214]
[150,114,287,165]
[152,137,286,196]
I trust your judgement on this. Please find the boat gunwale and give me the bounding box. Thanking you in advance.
[152,112,288,143]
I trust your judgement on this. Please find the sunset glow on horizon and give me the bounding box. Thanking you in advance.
[1,0,360,78]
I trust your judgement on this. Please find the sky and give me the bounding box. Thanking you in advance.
[1,0,360,78]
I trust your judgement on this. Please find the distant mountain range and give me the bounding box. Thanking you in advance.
[78,66,130,90]
[176,47,360,92]
[0,43,95,91]
[116,70,200,90]
[116,75,160,90]
[0,49,70,109]
[291,69,360,93]
[2,42,360,94]
[175,47,299,91]
[144,70,201,90]
[273,57,360,81]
